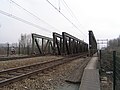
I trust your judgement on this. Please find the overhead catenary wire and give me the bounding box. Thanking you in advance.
[46,0,87,37]
[61,0,77,21]
[0,10,51,33]
[8,0,86,37]
[58,0,61,11]
[61,0,87,31]
[61,0,86,31]
[9,0,61,33]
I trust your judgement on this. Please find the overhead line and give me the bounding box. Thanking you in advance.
[46,0,87,37]
[9,0,86,37]
[58,0,61,11]
[61,0,75,19]
[0,10,51,33]
[62,0,87,35]
[9,0,61,33]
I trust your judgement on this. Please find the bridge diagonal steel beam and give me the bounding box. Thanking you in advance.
[32,33,53,55]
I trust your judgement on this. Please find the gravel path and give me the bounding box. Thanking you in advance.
[0,57,86,90]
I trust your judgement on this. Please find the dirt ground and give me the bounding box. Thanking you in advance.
[0,57,85,90]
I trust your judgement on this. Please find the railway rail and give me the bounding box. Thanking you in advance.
[0,54,86,87]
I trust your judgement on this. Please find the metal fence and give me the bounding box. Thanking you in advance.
[100,50,120,90]
[115,54,120,90]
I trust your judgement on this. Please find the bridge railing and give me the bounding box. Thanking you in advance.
[89,30,97,56]
[32,32,88,55]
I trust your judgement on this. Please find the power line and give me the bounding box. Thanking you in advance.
[61,0,87,36]
[61,0,76,20]
[46,0,87,37]
[9,0,61,33]
[58,0,61,11]
[62,0,82,25]
[0,10,51,33]
[10,0,86,36]
[46,0,75,27]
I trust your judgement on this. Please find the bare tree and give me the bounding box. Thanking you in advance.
[19,34,32,55]
[108,35,120,50]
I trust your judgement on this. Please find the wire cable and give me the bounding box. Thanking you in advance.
[61,0,76,20]
[46,0,87,37]
[61,0,87,36]
[0,10,51,33]
[58,0,61,11]
[9,0,61,33]
[10,0,86,36]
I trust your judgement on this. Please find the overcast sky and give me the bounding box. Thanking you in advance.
[0,0,120,45]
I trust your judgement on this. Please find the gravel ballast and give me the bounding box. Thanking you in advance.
[0,56,63,71]
[0,57,86,90]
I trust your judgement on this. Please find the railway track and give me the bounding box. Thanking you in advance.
[0,54,86,87]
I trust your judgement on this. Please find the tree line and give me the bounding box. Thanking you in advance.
[108,35,120,48]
